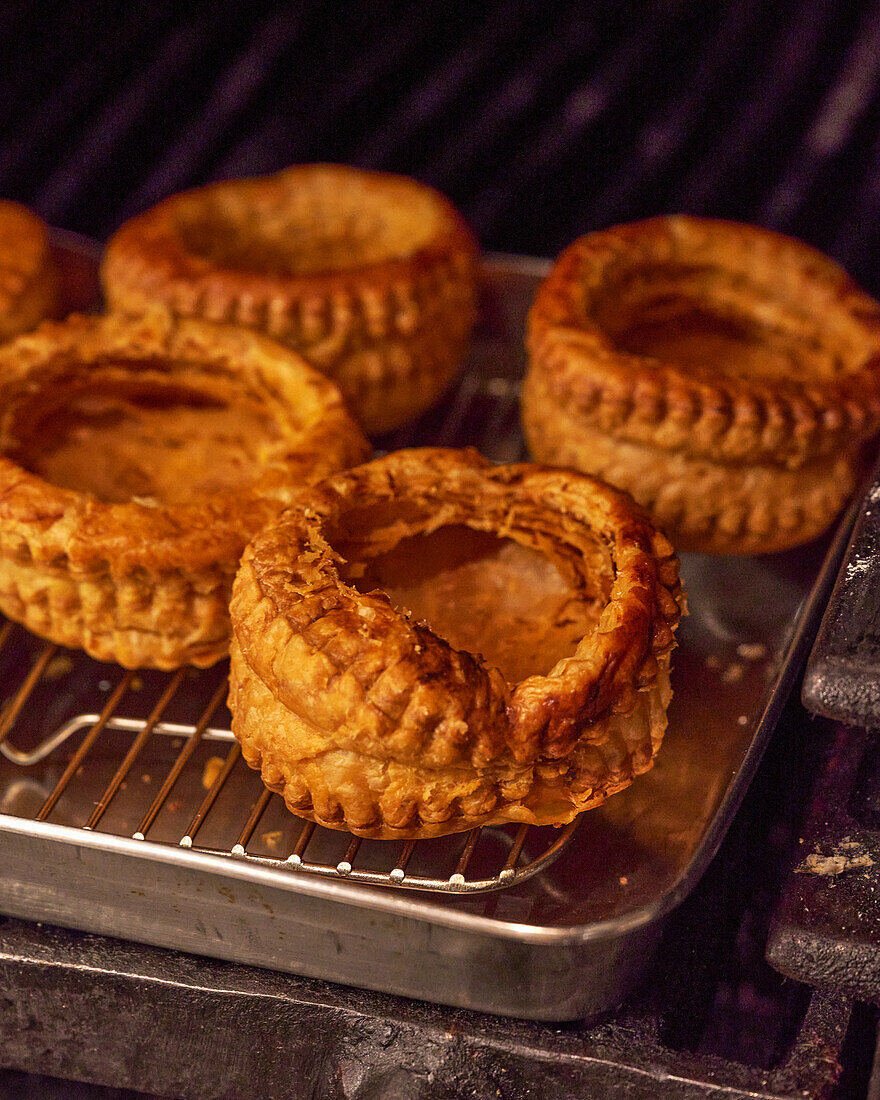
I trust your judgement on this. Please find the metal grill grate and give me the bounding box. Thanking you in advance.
[0,621,579,892]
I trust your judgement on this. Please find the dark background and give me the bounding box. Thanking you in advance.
[3,0,880,290]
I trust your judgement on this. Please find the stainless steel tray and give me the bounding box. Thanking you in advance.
[0,247,854,1021]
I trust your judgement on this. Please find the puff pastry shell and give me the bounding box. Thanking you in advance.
[100,165,479,434]
[229,447,684,839]
[524,216,880,553]
[0,311,370,668]
[0,200,57,342]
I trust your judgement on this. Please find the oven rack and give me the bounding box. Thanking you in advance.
[0,619,580,893]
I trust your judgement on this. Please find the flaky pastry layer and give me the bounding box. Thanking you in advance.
[0,311,370,668]
[101,165,479,433]
[229,447,684,838]
[523,366,858,555]
[230,638,673,839]
[0,201,58,342]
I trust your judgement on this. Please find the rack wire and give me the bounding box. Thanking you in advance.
[0,623,579,895]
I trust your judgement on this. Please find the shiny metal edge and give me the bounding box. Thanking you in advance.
[0,824,658,1020]
[0,811,633,946]
[482,250,553,278]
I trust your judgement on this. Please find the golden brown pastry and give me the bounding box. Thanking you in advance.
[523,215,880,553]
[0,310,370,669]
[229,447,684,839]
[100,165,479,434]
[0,200,58,342]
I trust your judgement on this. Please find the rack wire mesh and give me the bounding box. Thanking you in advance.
[0,622,578,894]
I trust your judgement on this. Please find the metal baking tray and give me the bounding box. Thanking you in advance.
[0,244,856,1021]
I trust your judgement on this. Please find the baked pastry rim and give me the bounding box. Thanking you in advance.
[0,309,371,576]
[522,365,859,555]
[229,446,684,836]
[99,164,479,342]
[527,214,880,466]
[0,199,58,342]
[99,165,480,434]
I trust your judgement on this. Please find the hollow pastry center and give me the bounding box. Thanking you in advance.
[595,267,851,381]
[341,524,602,684]
[11,379,280,504]
[174,178,442,275]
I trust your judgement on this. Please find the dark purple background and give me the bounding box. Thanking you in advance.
[2,1,880,290]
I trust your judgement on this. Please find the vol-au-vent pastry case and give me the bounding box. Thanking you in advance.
[523,215,880,554]
[0,309,369,670]
[0,200,59,343]
[228,447,684,840]
[100,164,480,435]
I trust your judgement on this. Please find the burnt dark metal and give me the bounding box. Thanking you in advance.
[802,452,880,726]
[768,719,880,1006]
[0,917,855,1100]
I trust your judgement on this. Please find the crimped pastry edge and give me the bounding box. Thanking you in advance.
[0,541,234,669]
[0,200,58,342]
[100,165,479,433]
[0,310,370,667]
[229,447,684,834]
[526,215,880,467]
[230,638,673,839]
[523,365,857,555]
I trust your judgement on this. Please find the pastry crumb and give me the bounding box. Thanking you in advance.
[796,840,874,876]
[201,755,226,789]
[260,830,283,850]
[44,655,74,680]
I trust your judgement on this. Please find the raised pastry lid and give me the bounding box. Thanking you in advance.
[527,215,880,466]
[230,448,683,838]
[100,165,479,434]
[0,200,58,342]
[0,310,370,575]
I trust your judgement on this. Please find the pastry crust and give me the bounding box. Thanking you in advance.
[524,216,880,552]
[0,201,58,342]
[100,165,479,434]
[229,447,684,839]
[523,373,858,555]
[0,310,370,668]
